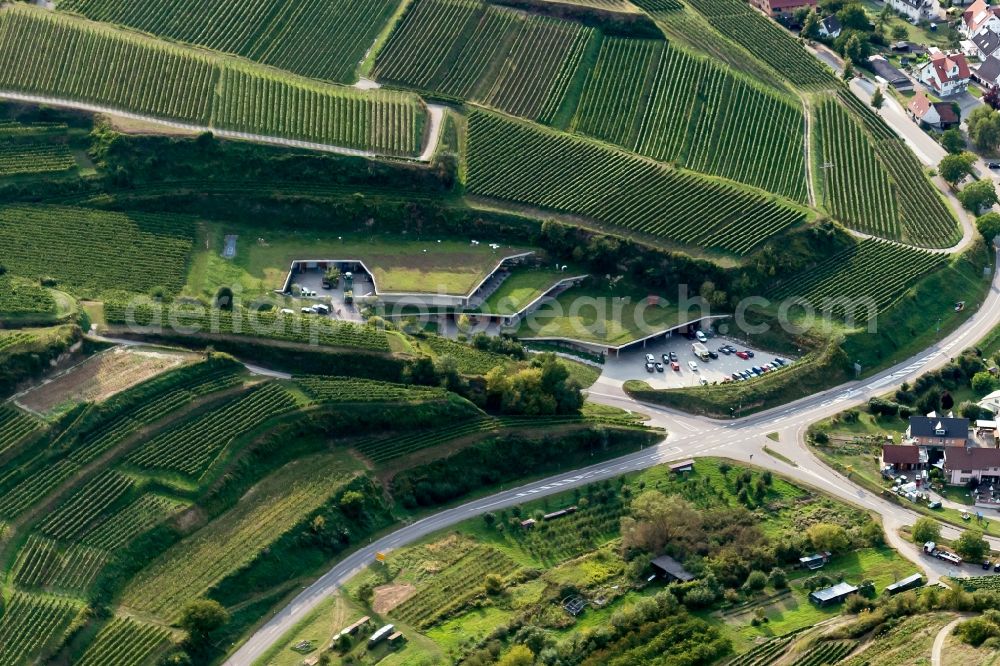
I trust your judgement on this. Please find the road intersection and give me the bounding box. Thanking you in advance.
[225,250,1000,664]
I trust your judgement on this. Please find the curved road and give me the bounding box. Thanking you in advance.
[226,246,1000,665]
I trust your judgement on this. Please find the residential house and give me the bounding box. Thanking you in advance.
[917,51,972,96]
[818,15,842,39]
[869,55,913,90]
[887,0,935,22]
[972,29,1000,60]
[962,0,1000,38]
[977,54,1000,87]
[943,446,1000,485]
[907,91,960,129]
[906,415,970,447]
[977,388,1000,415]
[809,582,859,606]
[881,444,928,471]
[750,0,816,15]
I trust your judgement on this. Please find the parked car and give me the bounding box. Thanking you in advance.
[688,361,698,372]
[708,350,719,359]
[735,351,750,360]
[994,562,1000,572]
[671,361,681,371]
[745,350,755,358]
[988,162,1000,169]
[699,378,708,385]
[984,560,992,570]
[645,362,655,373]
[695,330,707,343]
[661,353,670,363]
[301,307,316,314]
[279,308,295,315]
[740,370,752,380]
[719,346,731,355]
[645,353,656,363]
[655,362,664,372]
[313,304,331,315]
[731,372,740,380]
[668,351,678,362]
[773,357,787,366]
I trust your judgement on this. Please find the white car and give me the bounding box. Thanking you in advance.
[688,361,698,372]
[279,308,294,315]
[644,353,656,363]
[301,307,316,314]
[695,330,707,343]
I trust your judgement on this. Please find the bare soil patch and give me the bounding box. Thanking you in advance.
[372,583,416,614]
[17,347,193,416]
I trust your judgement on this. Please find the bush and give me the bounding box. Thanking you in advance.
[743,570,768,592]
[769,567,787,589]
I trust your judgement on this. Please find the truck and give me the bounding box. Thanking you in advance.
[923,541,963,565]
[692,342,710,361]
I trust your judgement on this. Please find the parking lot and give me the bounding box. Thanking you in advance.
[602,332,793,389]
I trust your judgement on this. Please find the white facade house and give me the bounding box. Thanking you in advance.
[887,0,935,22]
[944,446,1000,485]
[917,51,972,96]
[962,0,1000,38]
[978,388,1000,415]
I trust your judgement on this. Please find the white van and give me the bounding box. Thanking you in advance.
[695,330,707,343]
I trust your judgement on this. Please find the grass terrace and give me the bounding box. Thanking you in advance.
[516,281,695,347]
[481,265,579,315]
[186,223,531,299]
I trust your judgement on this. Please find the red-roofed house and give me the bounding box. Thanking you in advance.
[881,444,927,472]
[750,0,817,16]
[944,446,1000,485]
[907,90,961,129]
[962,0,1000,38]
[917,52,971,96]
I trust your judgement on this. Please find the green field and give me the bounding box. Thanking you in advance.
[516,281,691,346]
[481,266,572,315]
[185,223,528,298]
[0,120,77,177]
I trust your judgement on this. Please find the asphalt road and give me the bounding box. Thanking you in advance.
[225,248,1000,664]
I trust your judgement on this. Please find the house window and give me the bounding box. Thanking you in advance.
[962,470,972,474]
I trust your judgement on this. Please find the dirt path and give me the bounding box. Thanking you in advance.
[0,91,444,163]
[932,616,966,666]
[802,95,816,208]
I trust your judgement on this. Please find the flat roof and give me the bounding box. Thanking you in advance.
[810,582,858,602]
[651,555,694,581]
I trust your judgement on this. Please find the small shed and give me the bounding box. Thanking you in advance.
[543,506,577,521]
[387,631,406,647]
[809,582,858,606]
[519,518,537,529]
[669,459,695,474]
[798,551,831,570]
[651,555,695,582]
[368,624,395,647]
[885,573,923,594]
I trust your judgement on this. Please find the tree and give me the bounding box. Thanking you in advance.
[986,85,1000,111]
[743,570,768,591]
[215,286,234,311]
[871,87,884,110]
[968,106,1000,152]
[485,353,582,415]
[323,266,341,286]
[972,370,998,395]
[620,492,705,555]
[768,567,788,589]
[842,57,855,81]
[339,490,365,517]
[977,211,1000,243]
[180,599,229,645]
[954,528,989,560]
[836,31,868,63]
[484,573,504,595]
[959,179,999,214]
[498,645,534,666]
[912,517,941,544]
[941,127,966,154]
[891,24,908,40]
[838,4,870,31]
[802,10,820,38]
[806,523,850,553]
[939,152,976,187]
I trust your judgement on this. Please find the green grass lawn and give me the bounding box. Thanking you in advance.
[482,266,575,315]
[516,282,693,346]
[185,222,529,299]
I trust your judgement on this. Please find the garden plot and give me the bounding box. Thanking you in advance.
[16,347,194,417]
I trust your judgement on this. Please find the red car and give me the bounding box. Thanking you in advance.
[735,351,750,360]
[670,361,680,371]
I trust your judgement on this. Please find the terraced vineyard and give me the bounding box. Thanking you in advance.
[0,330,38,354]
[814,97,900,239]
[297,376,449,403]
[0,459,82,520]
[574,37,807,201]
[813,97,959,247]
[12,536,110,592]
[790,640,856,665]
[466,110,807,255]
[0,121,76,177]
[686,0,837,89]
[0,404,40,457]
[391,545,521,628]
[214,67,426,156]
[0,205,195,296]
[36,470,135,541]
[57,0,397,83]
[81,493,187,551]
[773,239,946,320]
[960,576,1000,591]
[120,454,357,619]
[0,6,429,156]
[126,382,298,477]
[726,635,793,665]
[373,0,593,121]
[76,616,172,666]
[423,335,514,374]
[103,303,393,351]
[0,592,81,664]
[355,415,498,463]
[0,276,56,319]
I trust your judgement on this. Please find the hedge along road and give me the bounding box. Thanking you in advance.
[0,91,447,163]
[226,248,1000,665]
